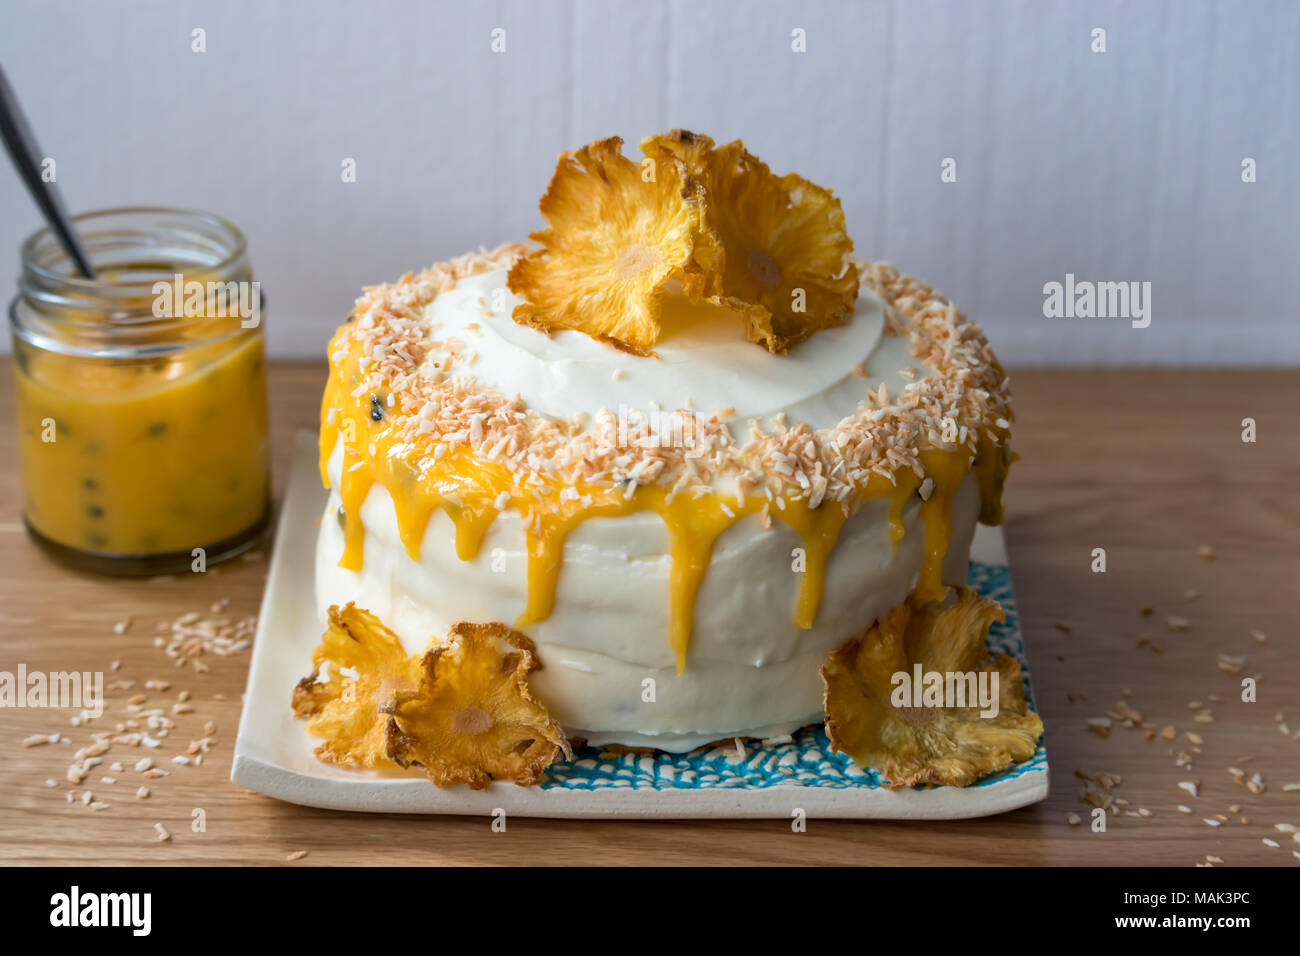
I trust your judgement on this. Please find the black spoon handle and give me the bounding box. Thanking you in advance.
[0,64,96,278]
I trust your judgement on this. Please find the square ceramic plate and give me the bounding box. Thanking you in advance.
[232,432,1049,819]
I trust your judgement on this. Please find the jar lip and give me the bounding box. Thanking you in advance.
[12,206,260,358]
[20,206,248,294]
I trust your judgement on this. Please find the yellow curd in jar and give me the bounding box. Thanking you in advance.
[14,328,270,559]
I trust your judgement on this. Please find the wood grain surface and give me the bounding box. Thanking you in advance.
[0,361,1297,867]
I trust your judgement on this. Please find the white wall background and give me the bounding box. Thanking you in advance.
[1,0,1297,366]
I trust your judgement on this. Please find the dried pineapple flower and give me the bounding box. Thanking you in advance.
[294,609,571,789]
[821,587,1043,789]
[642,130,859,352]
[507,136,719,355]
[386,622,572,790]
[292,603,423,769]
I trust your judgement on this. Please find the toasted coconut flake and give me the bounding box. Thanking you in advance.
[821,586,1043,789]
[292,604,423,769]
[642,131,858,352]
[387,622,571,790]
[507,136,717,354]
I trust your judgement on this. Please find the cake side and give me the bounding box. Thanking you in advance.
[316,441,982,749]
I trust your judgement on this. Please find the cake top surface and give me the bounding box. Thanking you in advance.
[413,261,917,430]
[328,244,1012,507]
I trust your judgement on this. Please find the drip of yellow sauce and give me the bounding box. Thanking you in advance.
[973,431,1014,526]
[336,448,374,569]
[518,496,639,626]
[656,494,759,671]
[320,345,1010,674]
[886,472,922,555]
[915,448,971,603]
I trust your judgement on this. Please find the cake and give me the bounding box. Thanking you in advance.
[297,132,1035,788]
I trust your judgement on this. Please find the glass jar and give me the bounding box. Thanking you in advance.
[9,207,271,575]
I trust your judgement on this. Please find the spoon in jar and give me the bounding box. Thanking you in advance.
[0,64,96,279]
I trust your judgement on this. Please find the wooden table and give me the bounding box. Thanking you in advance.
[1,361,1296,866]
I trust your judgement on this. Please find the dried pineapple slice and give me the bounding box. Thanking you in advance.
[821,587,1043,789]
[386,622,571,790]
[292,603,423,769]
[642,131,859,352]
[507,136,718,355]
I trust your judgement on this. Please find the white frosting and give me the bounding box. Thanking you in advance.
[425,267,927,429]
